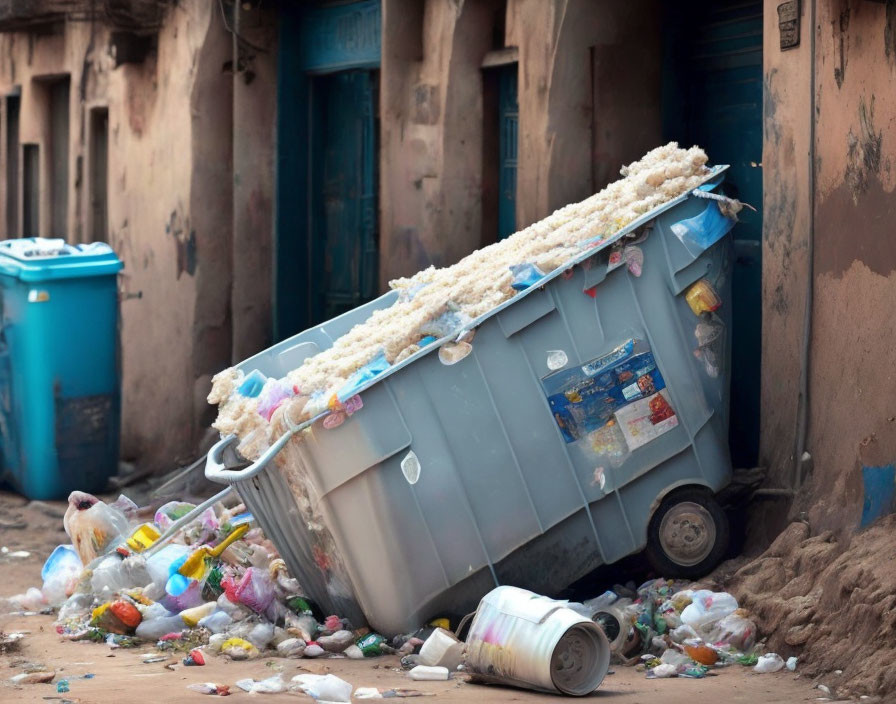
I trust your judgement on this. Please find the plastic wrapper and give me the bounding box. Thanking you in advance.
[256,379,294,422]
[710,611,756,651]
[419,306,473,339]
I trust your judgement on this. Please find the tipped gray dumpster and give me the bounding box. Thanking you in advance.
[206,168,736,635]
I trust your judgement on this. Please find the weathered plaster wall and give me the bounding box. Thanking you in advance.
[380,0,661,288]
[510,0,660,224]
[758,0,812,537]
[230,5,277,366]
[0,2,276,474]
[761,0,896,537]
[801,0,896,534]
[380,0,501,286]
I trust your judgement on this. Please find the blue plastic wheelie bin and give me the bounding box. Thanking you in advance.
[0,238,123,499]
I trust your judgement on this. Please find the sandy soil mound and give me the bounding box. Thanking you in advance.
[707,516,896,699]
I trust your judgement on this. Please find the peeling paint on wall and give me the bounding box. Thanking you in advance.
[844,96,882,203]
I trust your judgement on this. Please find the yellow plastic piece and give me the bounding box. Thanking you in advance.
[220,637,258,656]
[180,601,217,627]
[685,279,721,316]
[429,617,451,630]
[126,523,161,552]
[91,602,112,622]
[176,523,249,582]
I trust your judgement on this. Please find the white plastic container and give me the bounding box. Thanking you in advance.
[418,628,464,670]
[465,586,610,696]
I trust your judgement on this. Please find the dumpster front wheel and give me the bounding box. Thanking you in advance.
[646,489,729,579]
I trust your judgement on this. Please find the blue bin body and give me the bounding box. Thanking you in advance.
[0,238,123,499]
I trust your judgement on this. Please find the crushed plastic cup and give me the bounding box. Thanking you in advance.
[754,653,785,673]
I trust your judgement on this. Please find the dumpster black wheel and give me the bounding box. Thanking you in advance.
[646,488,729,579]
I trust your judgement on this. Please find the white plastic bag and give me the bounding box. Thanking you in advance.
[290,674,353,702]
[680,590,738,629]
[754,653,785,674]
[236,674,286,693]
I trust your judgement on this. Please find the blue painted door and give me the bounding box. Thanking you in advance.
[497,64,518,240]
[311,70,378,323]
[663,0,763,467]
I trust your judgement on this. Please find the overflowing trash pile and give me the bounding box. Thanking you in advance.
[569,578,791,680]
[3,488,798,699]
[209,142,731,461]
[7,491,415,667]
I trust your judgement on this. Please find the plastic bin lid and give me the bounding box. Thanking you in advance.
[0,238,123,282]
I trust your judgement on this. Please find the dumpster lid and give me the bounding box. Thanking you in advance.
[0,238,123,282]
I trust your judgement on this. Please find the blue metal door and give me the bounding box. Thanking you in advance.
[663,1,763,467]
[497,65,518,240]
[311,70,378,323]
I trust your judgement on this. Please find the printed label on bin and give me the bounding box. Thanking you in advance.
[541,338,678,460]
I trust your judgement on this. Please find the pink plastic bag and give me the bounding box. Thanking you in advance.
[234,567,275,613]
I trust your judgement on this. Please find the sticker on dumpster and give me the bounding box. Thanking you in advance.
[542,339,677,453]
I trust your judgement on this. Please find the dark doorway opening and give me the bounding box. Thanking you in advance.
[309,70,379,325]
[23,144,39,238]
[5,94,20,237]
[663,0,763,469]
[89,107,109,243]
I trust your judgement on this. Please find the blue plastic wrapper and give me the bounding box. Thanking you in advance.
[337,351,390,401]
[237,369,268,398]
[419,336,437,346]
[670,201,735,257]
[509,262,547,291]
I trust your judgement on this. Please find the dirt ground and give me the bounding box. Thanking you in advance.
[0,492,837,703]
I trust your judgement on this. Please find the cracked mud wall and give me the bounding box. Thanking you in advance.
[761,0,896,537]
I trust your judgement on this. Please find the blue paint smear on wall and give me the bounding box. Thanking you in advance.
[860,465,896,528]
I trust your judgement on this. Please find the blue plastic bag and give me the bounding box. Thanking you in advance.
[669,201,735,257]
[336,351,390,401]
[509,262,547,291]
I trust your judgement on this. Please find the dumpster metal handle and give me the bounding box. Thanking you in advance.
[204,410,329,484]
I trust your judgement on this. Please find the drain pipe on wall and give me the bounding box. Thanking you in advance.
[793,0,817,494]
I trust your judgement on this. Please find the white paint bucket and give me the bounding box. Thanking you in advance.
[465,586,611,696]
